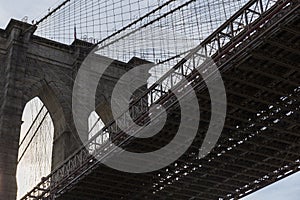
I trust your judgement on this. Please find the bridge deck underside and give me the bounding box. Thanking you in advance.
[56,8,300,200]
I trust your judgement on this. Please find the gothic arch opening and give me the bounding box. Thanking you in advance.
[16,97,54,199]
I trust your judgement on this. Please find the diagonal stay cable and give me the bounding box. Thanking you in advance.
[19,105,45,148]
[94,0,198,51]
[92,0,177,48]
[18,110,50,163]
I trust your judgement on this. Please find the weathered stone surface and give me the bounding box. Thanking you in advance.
[0,19,150,200]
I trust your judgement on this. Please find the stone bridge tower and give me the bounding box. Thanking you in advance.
[0,20,150,199]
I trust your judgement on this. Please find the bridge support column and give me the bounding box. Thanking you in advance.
[0,20,152,199]
[0,21,33,200]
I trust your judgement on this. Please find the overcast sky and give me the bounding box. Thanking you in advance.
[243,172,300,200]
[1,0,299,199]
[0,0,60,28]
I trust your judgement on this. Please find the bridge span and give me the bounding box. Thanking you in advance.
[0,0,299,199]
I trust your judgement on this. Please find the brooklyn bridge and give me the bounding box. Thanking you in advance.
[0,0,299,199]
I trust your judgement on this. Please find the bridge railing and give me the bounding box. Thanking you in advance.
[21,0,297,199]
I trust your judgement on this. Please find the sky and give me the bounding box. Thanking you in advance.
[17,98,54,199]
[242,172,300,200]
[1,0,299,199]
[0,0,60,29]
